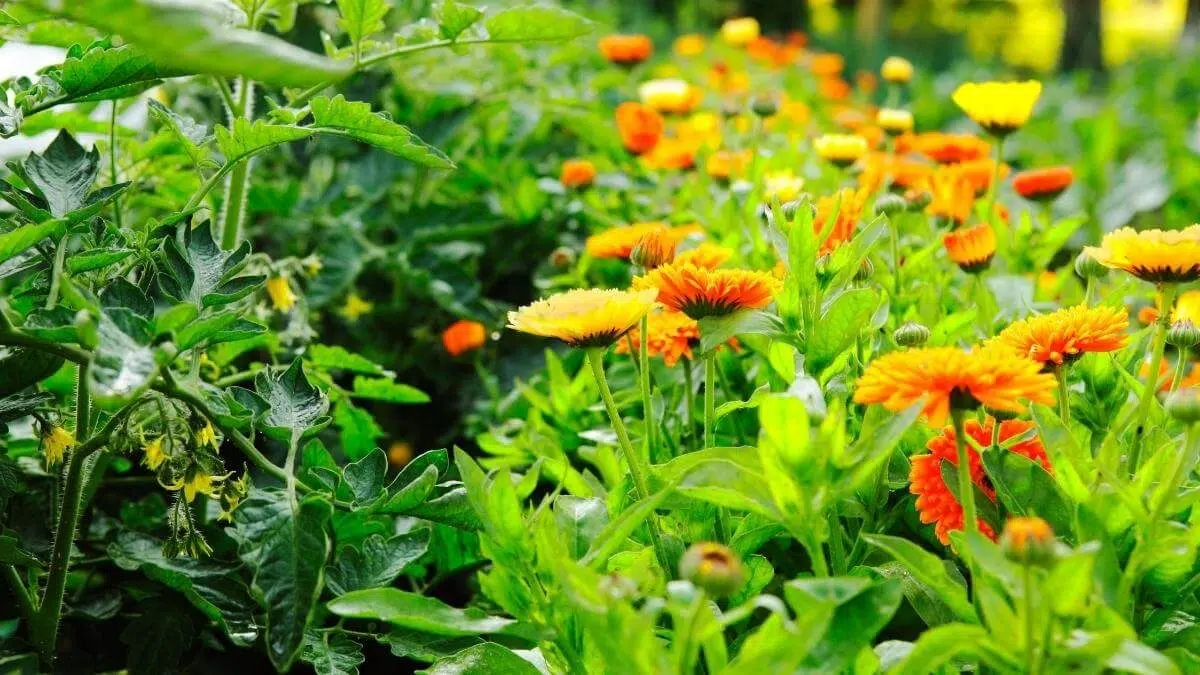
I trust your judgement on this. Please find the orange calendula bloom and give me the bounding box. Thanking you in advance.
[615,308,700,366]
[942,223,997,273]
[907,132,992,165]
[858,153,933,193]
[993,305,1130,367]
[925,169,976,224]
[633,263,781,319]
[675,243,733,269]
[949,158,1009,196]
[640,137,698,171]
[705,149,752,181]
[586,223,698,260]
[810,53,845,78]
[1013,166,1073,202]
[854,345,1057,425]
[818,77,852,101]
[814,188,868,254]
[911,417,1051,544]
[1082,225,1200,283]
[507,288,658,348]
[673,33,706,57]
[615,102,664,155]
[442,319,487,357]
[952,80,1042,137]
[598,34,653,65]
[560,159,596,188]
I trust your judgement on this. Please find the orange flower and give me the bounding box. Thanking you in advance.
[615,308,699,366]
[586,223,698,260]
[1013,166,1073,202]
[598,34,653,65]
[1084,226,1200,284]
[911,417,1051,544]
[615,102,664,155]
[560,159,596,188]
[1141,359,1200,392]
[856,71,878,94]
[993,305,1130,367]
[854,345,1057,425]
[858,153,933,193]
[443,320,487,357]
[675,243,733,269]
[909,132,992,164]
[387,442,414,468]
[942,223,996,273]
[810,53,845,77]
[633,263,781,319]
[949,158,1009,195]
[640,137,697,171]
[819,77,852,101]
[1138,305,1159,325]
[814,188,868,254]
[705,149,752,181]
[926,169,976,224]
[673,33,706,57]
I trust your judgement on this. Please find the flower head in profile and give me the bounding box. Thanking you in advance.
[993,305,1129,367]
[442,319,487,357]
[705,149,753,181]
[814,134,868,168]
[675,243,733,269]
[881,56,914,84]
[586,223,698,260]
[876,108,914,136]
[638,79,701,115]
[854,345,1057,425]
[615,102,664,155]
[170,471,227,503]
[906,132,991,165]
[560,159,597,188]
[630,227,678,270]
[942,223,996,273]
[1013,166,1073,202]
[615,308,700,366]
[634,263,780,319]
[507,288,658,348]
[1082,225,1200,284]
[952,80,1042,137]
[720,17,761,46]
[41,425,75,466]
[911,417,1051,544]
[948,158,1009,196]
[266,275,296,312]
[598,34,653,66]
[143,436,168,471]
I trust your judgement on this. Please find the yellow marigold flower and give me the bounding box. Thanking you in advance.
[640,137,698,171]
[1174,291,1200,324]
[763,170,805,202]
[194,421,217,448]
[638,79,701,115]
[926,168,976,224]
[631,228,677,270]
[876,108,914,136]
[705,149,752,181]
[615,308,700,366]
[942,223,996,273]
[42,425,75,466]
[951,80,1042,137]
[813,133,868,168]
[674,33,706,57]
[340,292,373,321]
[507,288,658,348]
[143,436,168,471]
[881,56,914,84]
[266,275,296,312]
[720,17,760,46]
[586,223,697,260]
[854,345,1057,425]
[633,263,781,319]
[675,243,732,269]
[1082,225,1200,284]
[993,305,1130,367]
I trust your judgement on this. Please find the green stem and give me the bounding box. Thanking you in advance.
[802,532,831,577]
[1130,283,1179,476]
[704,353,716,449]
[638,316,656,461]
[827,507,848,575]
[1024,563,1037,675]
[683,360,696,447]
[3,564,34,619]
[952,409,978,539]
[108,101,123,230]
[1170,351,1190,394]
[45,234,69,310]
[587,349,672,573]
[890,215,902,298]
[677,592,707,674]
[219,78,254,249]
[1054,366,1071,427]
[985,136,1005,219]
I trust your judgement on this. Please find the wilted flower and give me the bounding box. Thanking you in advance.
[443,319,487,357]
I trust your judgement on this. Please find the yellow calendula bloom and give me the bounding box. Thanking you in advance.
[507,288,658,348]
[340,292,374,321]
[951,80,1042,137]
[673,33,706,57]
[813,134,868,168]
[630,228,677,270]
[1083,225,1200,284]
[42,425,75,466]
[1173,291,1200,324]
[638,79,700,115]
[993,304,1130,367]
[764,170,805,202]
[720,17,760,46]
[634,263,781,319]
[143,436,168,471]
[876,108,914,136]
[194,421,217,448]
[677,112,722,150]
[265,275,297,312]
[881,56,914,84]
[675,243,733,269]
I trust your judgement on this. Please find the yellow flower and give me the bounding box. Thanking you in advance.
[302,256,323,276]
[638,79,700,115]
[951,80,1042,137]
[677,112,722,150]
[194,421,217,448]
[881,56,914,84]
[814,134,868,168]
[675,243,733,269]
[720,17,760,46]
[143,436,168,470]
[674,33,706,57]
[586,223,699,260]
[993,304,1130,367]
[1083,225,1200,283]
[42,425,75,466]
[876,108,914,136]
[630,228,677,270]
[171,472,225,503]
[507,288,658,348]
[764,170,805,202]
[266,275,297,312]
[942,223,996,273]
[340,292,374,321]
[1173,291,1200,324]
[633,263,781,319]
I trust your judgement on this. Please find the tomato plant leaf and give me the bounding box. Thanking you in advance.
[335,0,389,48]
[254,360,331,442]
[159,220,264,308]
[309,95,454,168]
[23,129,100,217]
[326,530,430,595]
[89,310,156,403]
[418,643,540,675]
[300,629,364,675]
[483,5,593,43]
[436,0,484,40]
[351,376,430,404]
[341,447,387,504]
[327,588,517,636]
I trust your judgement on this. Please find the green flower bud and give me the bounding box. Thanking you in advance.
[679,542,745,597]
[1167,320,1200,349]
[549,246,576,270]
[1001,517,1057,567]
[1073,251,1108,279]
[904,189,932,211]
[893,321,930,347]
[750,95,778,118]
[721,100,742,118]
[984,405,1022,421]
[874,193,907,216]
[1165,388,1200,424]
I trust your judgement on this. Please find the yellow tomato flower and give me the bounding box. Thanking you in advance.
[720,17,761,46]
[951,80,1042,137]
[42,425,75,466]
[143,436,168,470]
[266,275,297,312]
[340,292,374,321]
[194,421,217,448]
[507,288,658,348]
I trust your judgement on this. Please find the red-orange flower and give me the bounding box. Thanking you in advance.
[911,417,1052,544]
[443,320,487,357]
[943,223,996,273]
[819,77,852,101]
[814,188,868,254]
[560,159,596,188]
[858,153,934,193]
[586,223,698,260]
[993,304,1129,367]
[908,132,992,164]
[633,263,781,319]
[926,169,976,224]
[810,53,845,78]
[615,102,664,155]
[1013,166,1074,202]
[949,158,1009,195]
[614,308,699,366]
[598,34,653,65]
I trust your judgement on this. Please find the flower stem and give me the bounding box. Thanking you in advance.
[1170,351,1190,394]
[951,408,978,539]
[986,136,1005,220]
[587,349,672,572]
[704,353,716,449]
[683,360,696,448]
[890,214,902,298]
[1054,366,1071,426]
[220,78,254,249]
[1024,562,1038,675]
[638,316,657,460]
[1130,283,1178,476]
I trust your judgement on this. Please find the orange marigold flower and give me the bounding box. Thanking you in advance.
[819,77,851,101]
[507,288,658,348]
[1082,225,1200,284]
[442,320,487,357]
[560,159,596,188]
[943,223,996,273]
[1013,166,1073,202]
[586,223,698,260]
[1138,305,1159,325]
[616,102,664,155]
[858,153,933,193]
[911,417,1051,544]
[926,169,976,224]
[909,132,992,164]
[706,149,753,181]
[810,53,845,78]
[856,71,878,94]
[630,227,677,270]
[615,308,699,366]
[949,158,1009,195]
[675,242,733,269]
[640,137,698,171]
[854,345,1057,425]
[993,305,1129,367]
[633,263,781,319]
[814,187,868,254]
[598,34,653,65]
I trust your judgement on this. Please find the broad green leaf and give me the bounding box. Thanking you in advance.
[175,310,242,350]
[336,0,388,47]
[301,630,364,675]
[893,623,997,675]
[307,344,389,376]
[22,307,80,344]
[0,392,55,426]
[728,554,774,605]
[0,346,64,397]
[159,221,264,308]
[980,450,1073,537]
[351,375,430,404]
[215,118,313,166]
[107,531,259,646]
[66,248,134,273]
[862,534,976,622]
[580,488,671,567]
[436,0,483,39]
[379,629,482,663]
[255,360,331,441]
[553,496,608,560]
[783,577,904,672]
[376,464,439,514]
[342,447,387,504]
[418,643,539,675]
[0,218,65,265]
[407,486,481,530]
[24,129,100,217]
[483,5,593,42]
[326,530,430,595]
[0,532,43,568]
[807,287,879,373]
[310,95,453,168]
[55,44,176,104]
[698,309,788,354]
[89,311,156,402]
[328,588,517,636]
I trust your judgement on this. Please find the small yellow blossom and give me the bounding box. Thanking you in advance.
[266,276,297,312]
[340,292,374,321]
[144,436,168,470]
[720,17,761,46]
[194,422,217,448]
[42,425,75,466]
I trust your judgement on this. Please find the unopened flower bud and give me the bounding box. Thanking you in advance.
[721,100,742,119]
[630,229,676,270]
[679,542,745,597]
[893,321,930,347]
[874,193,907,216]
[1167,320,1200,349]
[1073,251,1108,280]
[750,95,778,118]
[904,189,931,211]
[1166,388,1200,424]
[1000,517,1056,567]
[549,246,576,270]
[855,257,875,282]
[781,199,814,222]
[881,56,914,85]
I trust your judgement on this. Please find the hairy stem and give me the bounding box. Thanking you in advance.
[219,78,254,249]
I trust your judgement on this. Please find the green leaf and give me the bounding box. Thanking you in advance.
[326,530,430,595]
[553,496,608,560]
[175,310,241,350]
[24,129,100,217]
[334,399,384,461]
[307,344,389,376]
[376,464,439,514]
[107,531,259,646]
[327,588,517,636]
[436,0,483,39]
[160,221,264,308]
[483,5,593,42]
[231,490,334,671]
[215,118,313,167]
[351,375,430,404]
[336,0,388,46]
[66,248,134,273]
[310,95,453,168]
[783,577,904,672]
[0,218,66,265]
[121,598,195,675]
[147,100,210,165]
[0,533,43,568]
[729,554,774,605]
[893,623,998,675]
[698,309,787,354]
[342,448,387,504]
[89,311,156,402]
[807,288,880,373]
[580,488,672,567]
[55,44,175,104]
[301,630,364,675]
[0,346,64,398]
[379,629,481,663]
[862,534,976,622]
[418,643,539,675]
[255,360,331,442]
[980,450,1074,536]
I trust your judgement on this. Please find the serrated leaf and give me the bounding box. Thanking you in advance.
[255,360,331,441]
[328,588,516,636]
[215,118,312,166]
[334,400,384,461]
[310,95,453,168]
[351,376,429,404]
[342,447,386,504]
[175,310,242,350]
[160,220,263,308]
[336,0,388,46]
[306,344,388,376]
[0,218,66,265]
[484,5,593,42]
[90,311,156,402]
[436,0,483,39]
[326,530,430,595]
[23,129,100,217]
[0,533,43,568]
[55,44,174,104]
[301,630,364,675]
[148,100,210,166]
